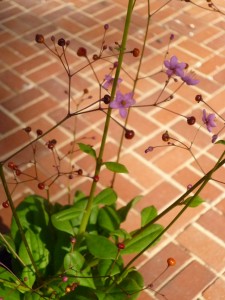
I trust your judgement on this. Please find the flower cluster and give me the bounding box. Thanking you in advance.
[164,55,199,85]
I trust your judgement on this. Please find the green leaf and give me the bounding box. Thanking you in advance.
[98,207,121,232]
[51,200,87,235]
[78,143,96,158]
[98,258,123,277]
[74,190,87,203]
[94,188,117,206]
[11,195,49,245]
[60,286,98,299]
[0,284,21,299]
[85,234,118,259]
[104,162,128,173]
[95,270,143,300]
[121,224,163,254]
[0,266,30,293]
[110,229,131,240]
[24,293,43,300]
[141,206,157,227]
[182,195,204,207]
[64,251,85,271]
[215,139,225,145]
[19,229,49,287]
[117,196,142,223]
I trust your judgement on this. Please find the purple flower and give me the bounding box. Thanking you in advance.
[202,109,216,132]
[182,72,199,85]
[110,91,135,118]
[164,55,186,78]
[102,74,122,90]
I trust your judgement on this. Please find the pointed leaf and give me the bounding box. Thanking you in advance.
[98,207,121,232]
[182,196,204,207]
[51,200,87,235]
[94,188,117,206]
[121,224,163,254]
[141,206,157,227]
[77,143,96,158]
[117,196,142,222]
[215,140,225,145]
[19,229,49,287]
[104,162,128,173]
[85,234,118,259]
[11,195,49,243]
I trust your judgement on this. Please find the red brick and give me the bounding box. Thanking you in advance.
[0,70,28,92]
[16,97,57,122]
[203,278,225,300]
[158,261,215,300]
[15,55,50,74]
[40,78,68,102]
[120,153,162,190]
[139,243,190,288]
[0,46,22,66]
[177,225,225,272]
[178,40,211,59]
[0,110,18,134]
[136,181,181,212]
[2,87,43,111]
[197,210,225,243]
[27,62,63,83]
[57,18,83,34]
[0,130,30,161]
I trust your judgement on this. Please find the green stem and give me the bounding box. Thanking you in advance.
[78,0,134,234]
[111,0,150,187]
[0,164,41,277]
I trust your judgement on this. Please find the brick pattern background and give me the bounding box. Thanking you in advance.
[1,1,225,299]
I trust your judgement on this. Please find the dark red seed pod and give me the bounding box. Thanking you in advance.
[48,143,54,150]
[117,243,125,250]
[92,54,99,60]
[38,182,45,190]
[162,131,170,142]
[125,130,135,139]
[8,161,15,169]
[24,126,31,133]
[187,116,196,125]
[15,169,21,176]
[35,34,45,43]
[2,201,9,208]
[104,24,109,30]
[58,38,66,47]
[132,48,140,57]
[36,129,43,136]
[77,47,87,57]
[103,94,111,104]
[77,169,83,176]
[167,257,176,267]
[195,94,203,103]
[93,175,99,182]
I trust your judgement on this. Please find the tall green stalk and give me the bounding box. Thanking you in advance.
[79,0,135,234]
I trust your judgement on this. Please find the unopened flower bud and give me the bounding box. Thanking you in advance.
[35,34,45,43]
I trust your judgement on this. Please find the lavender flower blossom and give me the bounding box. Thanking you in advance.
[110,91,135,118]
[182,72,199,85]
[102,74,122,90]
[164,55,186,78]
[202,109,216,132]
